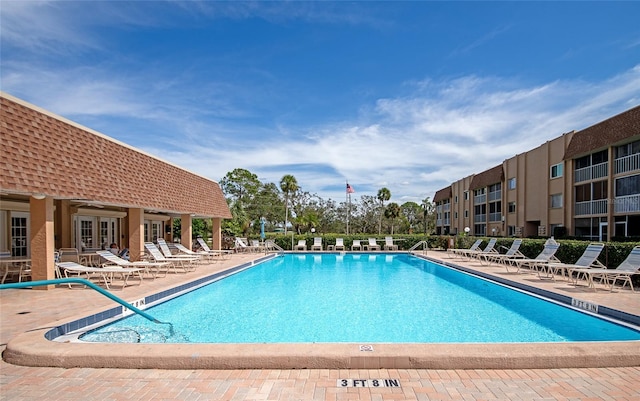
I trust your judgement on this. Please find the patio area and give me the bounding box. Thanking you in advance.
[1,251,639,400]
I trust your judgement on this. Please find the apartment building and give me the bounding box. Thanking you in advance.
[434,106,640,241]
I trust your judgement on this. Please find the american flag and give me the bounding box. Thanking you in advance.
[346,183,355,194]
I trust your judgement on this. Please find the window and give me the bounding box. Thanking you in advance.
[551,194,563,208]
[550,163,563,179]
[463,191,469,200]
[508,202,516,213]
[454,195,458,203]
[454,211,458,219]
[508,177,516,190]
[616,174,640,196]
[464,210,468,218]
[616,140,640,158]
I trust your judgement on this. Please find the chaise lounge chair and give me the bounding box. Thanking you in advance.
[96,250,168,278]
[332,238,345,251]
[541,242,605,281]
[311,237,323,251]
[575,245,640,291]
[196,237,233,259]
[144,242,195,273]
[464,238,497,260]
[351,239,362,251]
[365,238,380,251]
[449,239,482,259]
[157,238,203,262]
[479,239,524,265]
[294,240,307,251]
[56,261,144,290]
[384,236,398,251]
[504,243,561,273]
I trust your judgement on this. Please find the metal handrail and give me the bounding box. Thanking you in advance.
[408,240,429,254]
[0,278,161,323]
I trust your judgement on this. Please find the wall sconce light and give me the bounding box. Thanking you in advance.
[31,193,46,200]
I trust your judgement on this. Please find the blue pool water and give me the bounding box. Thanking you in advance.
[80,253,640,343]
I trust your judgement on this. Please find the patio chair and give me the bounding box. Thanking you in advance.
[384,236,398,251]
[480,239,523,265]
[334,238,345,251]
[56,261,144,290]
[251,240,266,252]
[541,242,606,281]
[576,245,640,291]
[365,238,381,251]
[144,242,195,273]
[311,237,323,251]
[157,238,202,261]
[464,238,497,260]
[172,242,219,262]
[196,237,233,259]
[504,243,561,273]
[235,237,253,253]
[96,250,168,278]
[294,240,307,251]
[448,239,482,258]
[351,240,362,251]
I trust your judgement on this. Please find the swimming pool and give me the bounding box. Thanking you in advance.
[79,253,640,344]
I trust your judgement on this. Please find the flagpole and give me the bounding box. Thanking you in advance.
[346,181,349,235]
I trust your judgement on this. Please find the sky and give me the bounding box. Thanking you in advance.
[2,1,639,205]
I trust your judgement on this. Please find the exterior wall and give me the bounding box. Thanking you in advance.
[450,175,474,235]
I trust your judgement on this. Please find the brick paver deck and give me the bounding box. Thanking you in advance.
[1,251,639,400]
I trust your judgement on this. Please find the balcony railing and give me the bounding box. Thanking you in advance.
[614,194,640,213]
[443,203,450,212]
[574,199,608,216]
[474,194,486,204]
[615,153,640,175]
[436,218,451,226]
[474,214,486,223]
[488,191,501,202]
[489,212,502,222]
[575,161,608,183]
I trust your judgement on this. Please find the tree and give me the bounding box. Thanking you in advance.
[376,187,391,234]
[384,202,401,234]
[279,174,299,235]
[420,197,435,234]
[220,168,261,207]
[400,201,422,234]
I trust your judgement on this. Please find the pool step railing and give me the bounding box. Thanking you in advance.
[0,278,163,324]
[264,240,285,254]
[409,240,429,255]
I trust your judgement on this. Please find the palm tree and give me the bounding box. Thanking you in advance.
[384,202,401,234]
[280,174,299,235]
[377,187,391,234]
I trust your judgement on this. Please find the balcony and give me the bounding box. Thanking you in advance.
[474,194,486,204]
[574,199,608,216]
[615,153,640,175]
[614,194,640,213]
[575,162,608,183]
[489,212,502,222]
[443,203,450,212]
[488,191,502,202]
[436,218,451,226]
[474,214,486,223]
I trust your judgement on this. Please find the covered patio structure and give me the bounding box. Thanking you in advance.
[0,92,232,289]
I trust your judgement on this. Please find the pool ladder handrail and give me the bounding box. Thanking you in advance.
[408,240,429,255]
[0,278,162,324]
[264,240,285,255]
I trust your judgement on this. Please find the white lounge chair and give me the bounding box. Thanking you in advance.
[541,242,606,281]
[196,237,233,259]
[311,237,323,251]
[333,238,345,251]
[96,250,168,278]
[465,238,497,260]
[172,242,219,262]
[56,261,144,290]
[577,245,640,291]
[504,243,561,273]
[144,242,195,273]
[157,238,202,261]
[480,239,523,265]
[365,238,380,251]
[449,239,482,259]
[384,236,398,251]
[294,240,307,251]
[351,240,362,251]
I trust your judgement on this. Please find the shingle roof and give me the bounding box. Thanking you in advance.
[433,186,452,203]
[564,106,640,160]
[469,165,504,190]
[0,93,232,219]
